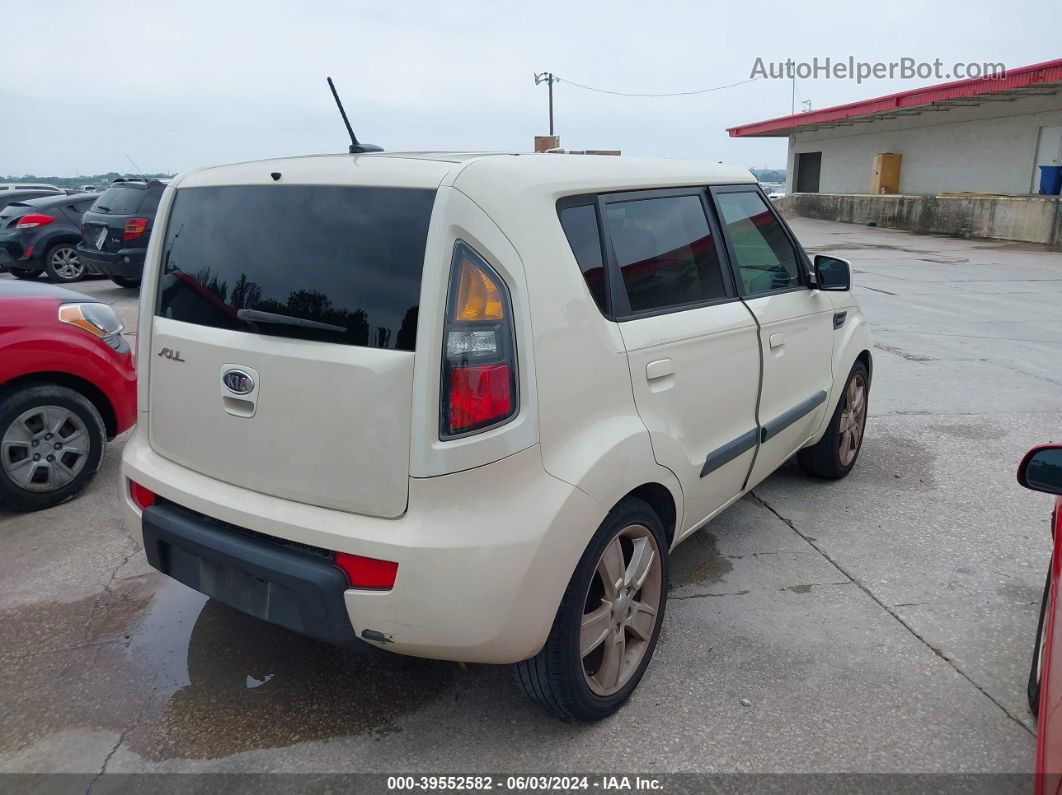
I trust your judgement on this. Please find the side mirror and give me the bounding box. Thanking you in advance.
[814,254,851,291]
[1018,445,1062,496]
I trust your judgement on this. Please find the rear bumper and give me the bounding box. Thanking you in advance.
[142,501,375,651]
[0,232,27,269]
[76,244,145,278]
[121,428,606,663]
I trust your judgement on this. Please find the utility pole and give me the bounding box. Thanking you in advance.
[787,58,795,115]
[534,72,557,135]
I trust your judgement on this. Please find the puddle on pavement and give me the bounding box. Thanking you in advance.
[0,574,456,761]
[669,531,733,589]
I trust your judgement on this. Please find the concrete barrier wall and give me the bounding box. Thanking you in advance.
[776,193,1062,249]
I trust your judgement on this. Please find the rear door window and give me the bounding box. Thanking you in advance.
[603,193,729,314]
[712,190,802,295]
[156,185,435,351]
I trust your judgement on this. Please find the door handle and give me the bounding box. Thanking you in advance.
[646,359,674,380]
[769,333,785,349]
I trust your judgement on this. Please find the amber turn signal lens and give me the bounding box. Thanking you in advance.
[453,254,505,322]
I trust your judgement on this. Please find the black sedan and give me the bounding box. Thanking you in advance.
[0,193,99,283]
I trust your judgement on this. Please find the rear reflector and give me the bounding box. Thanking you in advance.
[334,552,399,590]
[130,480,156,509]
[449,364,512,434]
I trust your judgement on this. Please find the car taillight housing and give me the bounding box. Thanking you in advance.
[15,213,55,229]
[123,217,149,241]
[440,242,518,438]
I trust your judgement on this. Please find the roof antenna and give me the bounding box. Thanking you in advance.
[327,77,382,154]
[124,152,147,180]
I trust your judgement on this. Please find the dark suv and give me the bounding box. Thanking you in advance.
[0,193,99,282]
[78,179,166,288]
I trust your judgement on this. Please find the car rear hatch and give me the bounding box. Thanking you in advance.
[0,202,32,230]
[148,182,436,518]
[81,183,153,252]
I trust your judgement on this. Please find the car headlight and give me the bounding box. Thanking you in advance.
[58,302,124,341]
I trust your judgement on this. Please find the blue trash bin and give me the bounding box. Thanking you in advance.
[1038,165,1062,195]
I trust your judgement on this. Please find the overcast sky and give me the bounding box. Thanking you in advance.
[3,0,1059,177]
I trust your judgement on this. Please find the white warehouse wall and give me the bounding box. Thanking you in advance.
[785,93,1062,195]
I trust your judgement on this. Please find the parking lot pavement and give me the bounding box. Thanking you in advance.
[0,218,1059,775]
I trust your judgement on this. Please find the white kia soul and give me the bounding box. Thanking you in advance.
[121,152,872,721]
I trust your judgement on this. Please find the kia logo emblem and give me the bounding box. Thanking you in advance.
[222,369,255,395]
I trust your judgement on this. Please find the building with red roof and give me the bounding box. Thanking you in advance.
[730,59,1062,197]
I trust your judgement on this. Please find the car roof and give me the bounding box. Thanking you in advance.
[18,192,95,208]
[171,152,756,194]
[0,279,92,302]
[0,183,60,190]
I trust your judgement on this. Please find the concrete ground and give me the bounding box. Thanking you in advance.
[0,217,1059,777]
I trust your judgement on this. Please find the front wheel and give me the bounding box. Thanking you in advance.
[798,361,869,480]
[0,385,106,511]
[514,497,668,720]
[44,244,85,283]
[1029,567,1052,717]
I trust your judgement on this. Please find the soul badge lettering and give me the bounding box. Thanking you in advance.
[157,347,185,362]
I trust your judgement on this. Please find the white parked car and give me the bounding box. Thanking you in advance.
[121,152,872,720]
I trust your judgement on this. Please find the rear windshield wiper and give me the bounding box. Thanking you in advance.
[94,206,111,212]
[236,308,346,333]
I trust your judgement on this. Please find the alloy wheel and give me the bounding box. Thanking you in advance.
[50,247,83,280]
[580,523,663,696]
[839,371,867,467]
[1,405,90,492]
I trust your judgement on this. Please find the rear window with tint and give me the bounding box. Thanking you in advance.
[93,186,145,215]
[156,185,435,351]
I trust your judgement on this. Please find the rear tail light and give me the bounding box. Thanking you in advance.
[123,217,149,241]
[334,552,398,590]
[129,480,156,509]
[441,243,518,437]
[15,213,55,229]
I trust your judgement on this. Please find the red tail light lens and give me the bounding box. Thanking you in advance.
[129,480,156,509]
[449,364,512,432]
[15,213,55,229]
[123,217,149,241]
[441,243,518,437]
[334,552,399,590]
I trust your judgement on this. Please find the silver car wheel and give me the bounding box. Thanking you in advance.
[49,246,83,280]
[1,405,90,492]
[580,522,663,697]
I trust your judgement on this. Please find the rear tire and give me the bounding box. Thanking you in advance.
[797,361,869,480]
[110,276,141,289]
[6,267,42,280]
[43,243,85,283]
[1029,567,1052,717]
[514,497,669,721]
[0,385,106,511]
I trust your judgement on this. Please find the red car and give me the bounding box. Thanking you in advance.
[0,279,136,511]
[1019,444,1062,794]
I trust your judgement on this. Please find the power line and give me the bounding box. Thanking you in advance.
[554,75,760,98]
